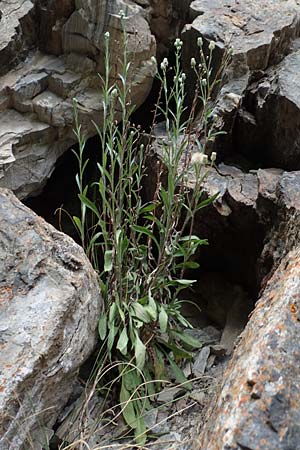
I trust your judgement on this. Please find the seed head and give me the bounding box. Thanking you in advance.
[191,152,208,166]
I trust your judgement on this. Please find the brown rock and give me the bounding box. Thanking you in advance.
[195,248,300,450]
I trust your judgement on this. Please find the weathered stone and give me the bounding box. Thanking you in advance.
[195,247,300,450]
[192,346,210,376]
[182,1,300,163]
[0,1,36,75]
[0,1,156,199]
[0,188,102,450]
[235,49,300,170]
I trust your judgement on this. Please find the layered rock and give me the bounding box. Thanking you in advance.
[0,1,156,199]
[0,188,102,450]
[181,0,300,163]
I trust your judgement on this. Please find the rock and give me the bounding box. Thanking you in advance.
[195,247,300,450]
[181,1,300,163]
[157,386,184,403]
[0,188,102,449]
[0,1,156,199]
[235,49,300,170]
[192,346,210,376]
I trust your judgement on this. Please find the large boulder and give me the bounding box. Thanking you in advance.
[0,0,156,199]
[195,246,300,450]
[0,188,102,449]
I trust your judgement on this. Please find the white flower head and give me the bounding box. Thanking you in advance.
[160,57,169,71]
[181,72,186,81]
[197,36,203,47]
[191,152,208,166]
[209,40,216,52]
[174,38,183,50]
[151,56,157,65]
[210,151,217,163]
[104,31,110,40]
[190,57,196,68]
[201,78,207,87]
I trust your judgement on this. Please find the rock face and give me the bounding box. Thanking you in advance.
[0,188,102,449]
[182,0,300,165]
[196,247,300,450]
[0,0,156,199]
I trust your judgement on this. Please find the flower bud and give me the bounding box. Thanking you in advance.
[104,31,110,40]
[190,57,196,69]
[211,151,217,163]
[197,37,203,47]
[209,40,216,51]
[160,57,169,71]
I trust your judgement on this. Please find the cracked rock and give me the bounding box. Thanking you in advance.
[0,188,102,450]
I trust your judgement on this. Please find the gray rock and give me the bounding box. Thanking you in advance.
[0,1,156,199]
[192,346,210,376]
[0,188,102,450]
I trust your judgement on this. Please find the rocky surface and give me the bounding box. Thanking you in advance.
[0,188,102,450]
[0,0,156,199]
[195,247,300,450]
[181,0,300,164]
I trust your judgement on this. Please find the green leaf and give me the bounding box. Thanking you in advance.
[78,194,101,220]
[131,224,159,248]
[134,414,147,446]
[171,330,203,349]
[175,261,200,270]
[134,331,146,369]
[116,327,128,355]
[167,355,192,390]
[86,232,103,255]
[158,339,193,359]
[154,346,166,381]
[123,368,141,391]
[120,383,137,428]
[109,303,117,324]
[131,303,151,324]
[145,290,157,321]
[72,216,82,235]
[140,203,156,213]
[107,322,117,353]
[104,249,113,272]
[159,307,168,333]
[98,314,107,340]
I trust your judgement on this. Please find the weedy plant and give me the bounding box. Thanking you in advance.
[72,15,230,446]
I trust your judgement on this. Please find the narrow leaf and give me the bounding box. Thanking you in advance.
[116,327,129,355]
[104,250,113,272]
[98,314,107,340]
[167,355,192,390]
[159,307,168,333]
[134,331,146,369]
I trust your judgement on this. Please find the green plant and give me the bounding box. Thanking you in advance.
[72,16,229,445]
